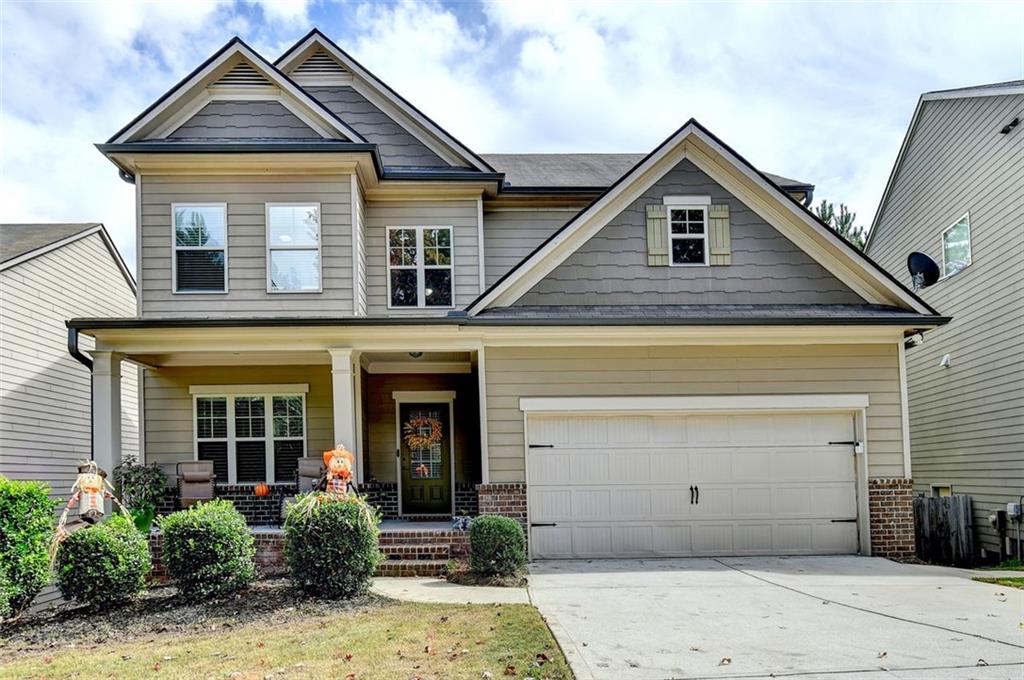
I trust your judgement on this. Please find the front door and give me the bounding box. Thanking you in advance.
[399,402,452,514]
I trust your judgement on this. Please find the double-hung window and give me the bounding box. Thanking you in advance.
[267,203,321,292]
[941,213,971,278]
[192,387,307,484]
[173,203,227,292]
[666,200,709,266]
[387,226,453,308]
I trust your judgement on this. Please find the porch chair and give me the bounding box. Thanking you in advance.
[177,461,215,508]
[296,457,326,493]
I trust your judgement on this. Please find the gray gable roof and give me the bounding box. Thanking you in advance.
[0,223,100,265]
[480,153,812,190]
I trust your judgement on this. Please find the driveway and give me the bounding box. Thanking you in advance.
[527,556,1024,680]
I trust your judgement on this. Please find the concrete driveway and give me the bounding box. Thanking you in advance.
[527,557,1024,680]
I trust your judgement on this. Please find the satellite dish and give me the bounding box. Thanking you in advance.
[907,252,940,291]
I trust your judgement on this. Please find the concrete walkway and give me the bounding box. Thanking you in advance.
[528,556,1024,680]
[372,576,530,604]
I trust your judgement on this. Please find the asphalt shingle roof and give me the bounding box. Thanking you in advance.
[474,303,932,324]
[480,153,811,190]
[0,223,100,265]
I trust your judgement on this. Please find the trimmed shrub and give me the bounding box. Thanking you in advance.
[469,515,526,577]
[284,494,381,598]
[0,477,55,618]
[55,514,150,606]
[159,500,254,600]
[0,564,14,621]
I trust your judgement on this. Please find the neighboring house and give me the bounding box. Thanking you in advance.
[865,81,1024,562]
[0,223,139,606]
[70,29,947,561]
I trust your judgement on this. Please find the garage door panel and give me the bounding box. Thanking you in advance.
[527,413,860,558]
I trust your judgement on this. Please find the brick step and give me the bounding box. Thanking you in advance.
[379,532,467,545]
[380,543,451,560]
[375,559,449,577]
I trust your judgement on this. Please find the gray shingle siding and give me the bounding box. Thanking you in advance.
[167,100,321,140]
[305,86,452,168]
[483,208,576,286]
[516,159,865,306]
[866,91,1024,557]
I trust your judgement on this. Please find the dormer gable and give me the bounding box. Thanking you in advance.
[107,38,364,144]
[276,30,493,171]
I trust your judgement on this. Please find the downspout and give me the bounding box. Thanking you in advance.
[68,326,94,458]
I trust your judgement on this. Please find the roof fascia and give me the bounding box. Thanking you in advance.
[276,30,494,173]
[108,38,366,145]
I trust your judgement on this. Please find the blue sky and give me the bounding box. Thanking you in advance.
[2,1,1022,269]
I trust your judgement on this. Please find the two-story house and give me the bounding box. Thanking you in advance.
[866,81,1023,563]
[70,29,947,561]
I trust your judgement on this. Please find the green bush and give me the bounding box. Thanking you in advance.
[55,514,150,606]
[284,494,381,598]
[0,564,14,621]
[158,500,254,600]
[469,515,526,577]
[0,476,55,617]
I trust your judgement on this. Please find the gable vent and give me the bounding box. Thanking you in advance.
[294,50,348,76]
[215,61,272,87]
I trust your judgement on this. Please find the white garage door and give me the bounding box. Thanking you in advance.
[527,412,860,558]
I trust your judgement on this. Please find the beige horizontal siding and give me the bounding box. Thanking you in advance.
[364,200,480,315]
[865,92,1024,553]
[484,344,905,482]
[143,365,333,481]
[140,174,353,317]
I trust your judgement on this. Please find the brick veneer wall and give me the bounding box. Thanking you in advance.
[869,478,915,560]
[157,484,297,525]
[454,481,479,516]
[477,483,527,530]
[360,481,399,518]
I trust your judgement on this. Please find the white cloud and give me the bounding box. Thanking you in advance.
[1,0,1020,275]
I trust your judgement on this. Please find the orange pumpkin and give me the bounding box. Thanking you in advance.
[254,483,270,497]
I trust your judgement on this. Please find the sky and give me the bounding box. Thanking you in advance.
[2,0,1022,270]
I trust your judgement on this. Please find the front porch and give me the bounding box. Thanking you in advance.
[92,345,489,525]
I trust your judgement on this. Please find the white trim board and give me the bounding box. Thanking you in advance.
[519,394,870,413]
[469,121,935,316]
[190,383,309,395]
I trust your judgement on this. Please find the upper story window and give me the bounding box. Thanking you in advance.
[173,203,227,293]
[941,213,971,278]
[665,197,709,266]
[193,390,306,485]
[387,226,453,308]
[267,204,321,292]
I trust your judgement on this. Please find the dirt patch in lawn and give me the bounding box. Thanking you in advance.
[1,593,570,680]
[1,577,380,653]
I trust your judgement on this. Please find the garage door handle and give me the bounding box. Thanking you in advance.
[530,523,557,527]
[529,444,555,449]
[831,519,857,523]
[689,485,694,504]
[695,485,699,504]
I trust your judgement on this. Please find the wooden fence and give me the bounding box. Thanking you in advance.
[913,494,974,566]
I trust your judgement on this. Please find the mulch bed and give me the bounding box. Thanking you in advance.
[1,578,384,654]
[444,561,527,588]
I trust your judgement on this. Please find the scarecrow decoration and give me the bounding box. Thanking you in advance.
[322,444,355,497]
[51,461,131,564]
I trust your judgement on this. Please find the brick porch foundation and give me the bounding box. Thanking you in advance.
[868,478,915,560]
[477,482,527,531]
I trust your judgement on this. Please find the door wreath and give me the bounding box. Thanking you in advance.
[402,415,444,449]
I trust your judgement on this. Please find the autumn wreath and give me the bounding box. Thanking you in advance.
[402,415,444,449]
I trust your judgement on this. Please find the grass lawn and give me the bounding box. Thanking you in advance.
[0,599,571,680]
[973,577,1024,590]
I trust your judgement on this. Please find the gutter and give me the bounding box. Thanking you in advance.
[67,327,94,457]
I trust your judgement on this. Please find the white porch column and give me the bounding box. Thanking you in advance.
[91,351,123,477]
[329,348,362,484]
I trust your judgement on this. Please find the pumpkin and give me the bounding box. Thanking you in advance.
[254,483,270,497]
